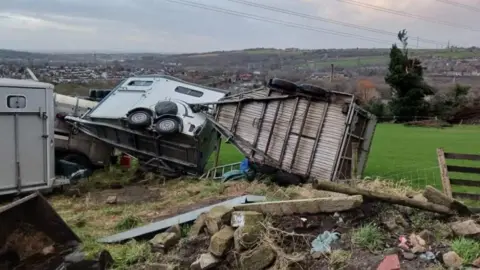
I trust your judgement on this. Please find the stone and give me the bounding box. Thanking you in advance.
[472,257,480,267]
[231,211,264,227]
[418,230,435,245]
[402,252,415,260]
[233,195,363,216]
[208,226,235,257]
[106,195,117,204]
[189,213,207,238]
[450,220,480,237]
[42,245,55,255]
[408,233,426,247]
[234,224,263,251]
[205,205,233,235]
[376,254,400,270]
[240,245,276,270]
[149,232,180,252]
[311,251,324,259]
[190,253,221,270]
[443,251,463,269]
[381,211,409,233]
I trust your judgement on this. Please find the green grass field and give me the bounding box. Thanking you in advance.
[209,124,480,195]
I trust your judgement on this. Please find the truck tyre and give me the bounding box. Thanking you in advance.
[273,171,301,186]
[127,110,152,129]
[154,117,180,134]
[62,153,92,170]
[298,84,329,98]
[268,78,298,93]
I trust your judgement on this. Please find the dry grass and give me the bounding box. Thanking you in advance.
[49,169,343,269]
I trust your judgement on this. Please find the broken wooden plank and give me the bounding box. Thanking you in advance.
[437,148,453,198]
[422,186,471,216]
[233,195,363,216]
[444,152,480,161]
[313,181,455,215]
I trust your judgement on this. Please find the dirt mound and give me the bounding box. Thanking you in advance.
[404,120,453,128]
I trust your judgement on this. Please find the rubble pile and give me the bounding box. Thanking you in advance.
[143,184,480,270]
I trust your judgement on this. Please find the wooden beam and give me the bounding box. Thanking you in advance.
[447,165,480,174]
[437,148,452,198]
[444,152,480,161]
[313,181,455,215]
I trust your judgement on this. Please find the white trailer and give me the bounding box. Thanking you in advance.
[0,78,69,195]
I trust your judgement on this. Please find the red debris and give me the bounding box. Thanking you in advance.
[377,254,400,270]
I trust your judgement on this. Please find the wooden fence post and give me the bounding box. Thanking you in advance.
[436,148,453,198]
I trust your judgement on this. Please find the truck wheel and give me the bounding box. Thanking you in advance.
[127,110,152,129]
[154,117,180,134]
[62,153,93,170]
[298,84,329,98]
[273,171,301,186]
[268,78,298,93]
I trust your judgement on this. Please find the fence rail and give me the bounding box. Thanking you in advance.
[437,148,480,201]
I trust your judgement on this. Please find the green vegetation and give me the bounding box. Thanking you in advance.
[451,238,480,264]
[351,223,385,251]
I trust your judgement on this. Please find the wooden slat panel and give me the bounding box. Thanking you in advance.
[311,104,346,181]
[450,178,480,187]
[447,165,480,174]
[235,102,264,145]
[445,152,480,161]
[453,192,480,201]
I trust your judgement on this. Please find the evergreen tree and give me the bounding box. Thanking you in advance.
[385,30,433,121]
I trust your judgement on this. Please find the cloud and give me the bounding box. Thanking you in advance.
[0,0,477,52]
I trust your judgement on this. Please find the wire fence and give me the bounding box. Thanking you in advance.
[364,166,442,191]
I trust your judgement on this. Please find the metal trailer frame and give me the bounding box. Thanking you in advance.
[64,75,229,175]
[207,86,377,182]
[0,79,69,196]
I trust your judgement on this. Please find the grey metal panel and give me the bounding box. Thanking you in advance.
[357,111,377,178]
[0,85,54,193]
[0,115,16,190]
[98,195,265,243]
[17,115,48,186]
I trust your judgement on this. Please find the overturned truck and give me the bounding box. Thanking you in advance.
[66,76,377,182]
[208,79,377,183]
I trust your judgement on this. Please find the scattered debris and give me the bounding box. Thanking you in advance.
[208,226,235,257]
[190,253,221,270]
[377,254,400,270]
[205,205,233,235]
[310,231,340,254]
[105,195,117,204]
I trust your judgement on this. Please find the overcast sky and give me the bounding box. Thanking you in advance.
[0,0,478,53]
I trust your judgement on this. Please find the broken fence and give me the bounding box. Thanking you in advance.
[437,148,480,202]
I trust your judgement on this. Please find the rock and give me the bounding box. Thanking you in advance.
[233,195,363,216]
[377,254,400,270]
[472,257,480,267]
[240,245,276,270]
[190,253,221,270]
[205,205,233,235]
[418,230,435,245]
[234,224,263,251]
[419,251,436,261]
[231,211,264,227]
[443,251,463,269]
[450,220,480,237]
[381,211,409,233]
[189,213,207,238]
[408,233,426,247]
[149,232,180,253]
[208,226,235,257]
[402,252,415,260]
[106,195,117,204]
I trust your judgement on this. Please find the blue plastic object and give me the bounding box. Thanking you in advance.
[222,170,244,182]
[310,231,340,254]
[240,158,249,173]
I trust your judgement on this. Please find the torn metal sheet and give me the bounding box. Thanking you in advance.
[98,194,266,243]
